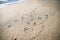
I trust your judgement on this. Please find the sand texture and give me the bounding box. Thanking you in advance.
[0,0,60,40]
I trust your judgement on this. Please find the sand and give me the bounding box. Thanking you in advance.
[0,0,60,40]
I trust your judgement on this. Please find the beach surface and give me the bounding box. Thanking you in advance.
[0,0,60,40]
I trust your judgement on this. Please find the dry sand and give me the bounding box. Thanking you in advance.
[0,0,60,40]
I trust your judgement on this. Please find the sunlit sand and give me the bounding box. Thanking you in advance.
[0,0,60,40]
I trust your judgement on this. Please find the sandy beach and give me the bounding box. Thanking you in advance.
[0,0,60,40]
